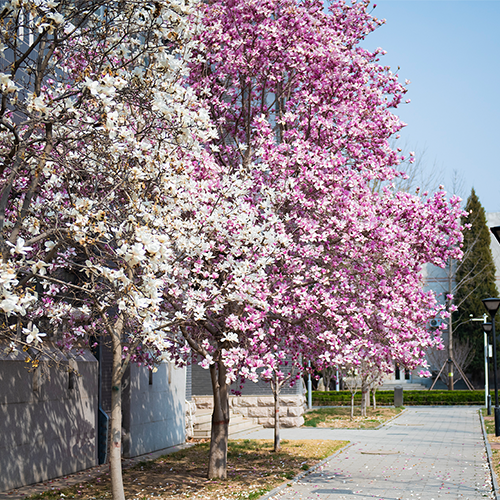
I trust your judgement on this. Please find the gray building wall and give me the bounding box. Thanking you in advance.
[191,363,302,397]
[185,363,192,401]
[99,338,114,415]
[423,212,500,314]
[420,214,500,387]
[0,348,98,492]
[122,362,186,458]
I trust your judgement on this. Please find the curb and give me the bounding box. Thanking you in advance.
[479,410,500,500]
[258,442,354,500]
[373,407,407,430]
[306,406,406,431]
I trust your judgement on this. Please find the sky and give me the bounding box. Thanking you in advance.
[361,0,500,213]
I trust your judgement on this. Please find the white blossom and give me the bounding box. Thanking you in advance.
[7,237,32,256]
[24,325,46,345]
[222,332,239,343]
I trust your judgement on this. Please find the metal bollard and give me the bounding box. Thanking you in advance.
[394,385,403,407]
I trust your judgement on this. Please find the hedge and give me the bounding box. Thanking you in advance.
[311,390,488,406]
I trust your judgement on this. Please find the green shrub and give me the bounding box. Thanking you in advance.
[311,390,487,406]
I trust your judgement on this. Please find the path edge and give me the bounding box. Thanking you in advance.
[373,407,407,430]
[480,409,500,500]
[258,442,354,500]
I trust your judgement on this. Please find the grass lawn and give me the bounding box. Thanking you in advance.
[25,439,347,500]
[303,406,404,429]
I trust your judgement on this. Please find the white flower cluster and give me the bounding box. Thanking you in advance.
[0,0,292,372]
[0,262,37,316]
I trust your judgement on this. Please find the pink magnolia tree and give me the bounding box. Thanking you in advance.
[310,188,464,417]
[189,0,465,473]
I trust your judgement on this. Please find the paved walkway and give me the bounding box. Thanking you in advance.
[234,406,494,500]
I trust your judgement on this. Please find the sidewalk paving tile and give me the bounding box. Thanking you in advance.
[236,406,494,500]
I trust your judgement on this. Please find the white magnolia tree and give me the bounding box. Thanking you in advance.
[0,0,288,496]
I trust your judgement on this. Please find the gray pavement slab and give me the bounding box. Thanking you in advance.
[233,406,494,500]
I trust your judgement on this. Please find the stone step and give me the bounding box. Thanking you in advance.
[194,413,247,432]
[378,383,428,391]
[192,411,262,439]
[193,409,244,422]
[192,421,261,438]
[193,411,213,426]
[228,421,262,437]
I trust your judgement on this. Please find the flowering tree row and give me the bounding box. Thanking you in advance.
[0,0,464,493]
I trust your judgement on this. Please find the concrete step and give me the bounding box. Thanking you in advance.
[228,421,262,437]
[192,421,261,438]
[193,410,244,423]
[378,383,428,391]
[193,411,213,427]
[194,413,247,432]
[192,411,262,439]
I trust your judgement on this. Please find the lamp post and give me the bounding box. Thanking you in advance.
[490,226,500,245]
[484,322,493,415]
[489,225,500,426]
[482,298,500,436]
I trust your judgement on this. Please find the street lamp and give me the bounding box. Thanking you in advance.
[484,322,493,415]
[488,225,500,427]
[490,226,500,245]
[482,298,500,436]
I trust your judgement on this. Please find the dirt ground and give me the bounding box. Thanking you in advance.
[303,406,403,429]
[25,439,346,500]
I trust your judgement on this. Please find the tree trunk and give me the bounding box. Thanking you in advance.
[208,361,230,479]
[372,388,377,410]
[322,367,332,392]
[110,320,125,500]
[360,385,367,417]
[350,392,354,419]
[273,373,281,452]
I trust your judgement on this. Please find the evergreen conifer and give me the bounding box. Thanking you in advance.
[454,188,498,379]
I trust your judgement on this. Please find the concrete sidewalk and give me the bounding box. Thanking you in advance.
[234,406,494,500]
[1,407,493,499]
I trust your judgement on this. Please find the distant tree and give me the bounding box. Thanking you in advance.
[320,365,337,392]
[454,188,498,378]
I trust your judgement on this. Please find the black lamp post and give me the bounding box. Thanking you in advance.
[489,225,500,428]
[490,226,500,245]
[483,298,500,436]
[484,322,493,416]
